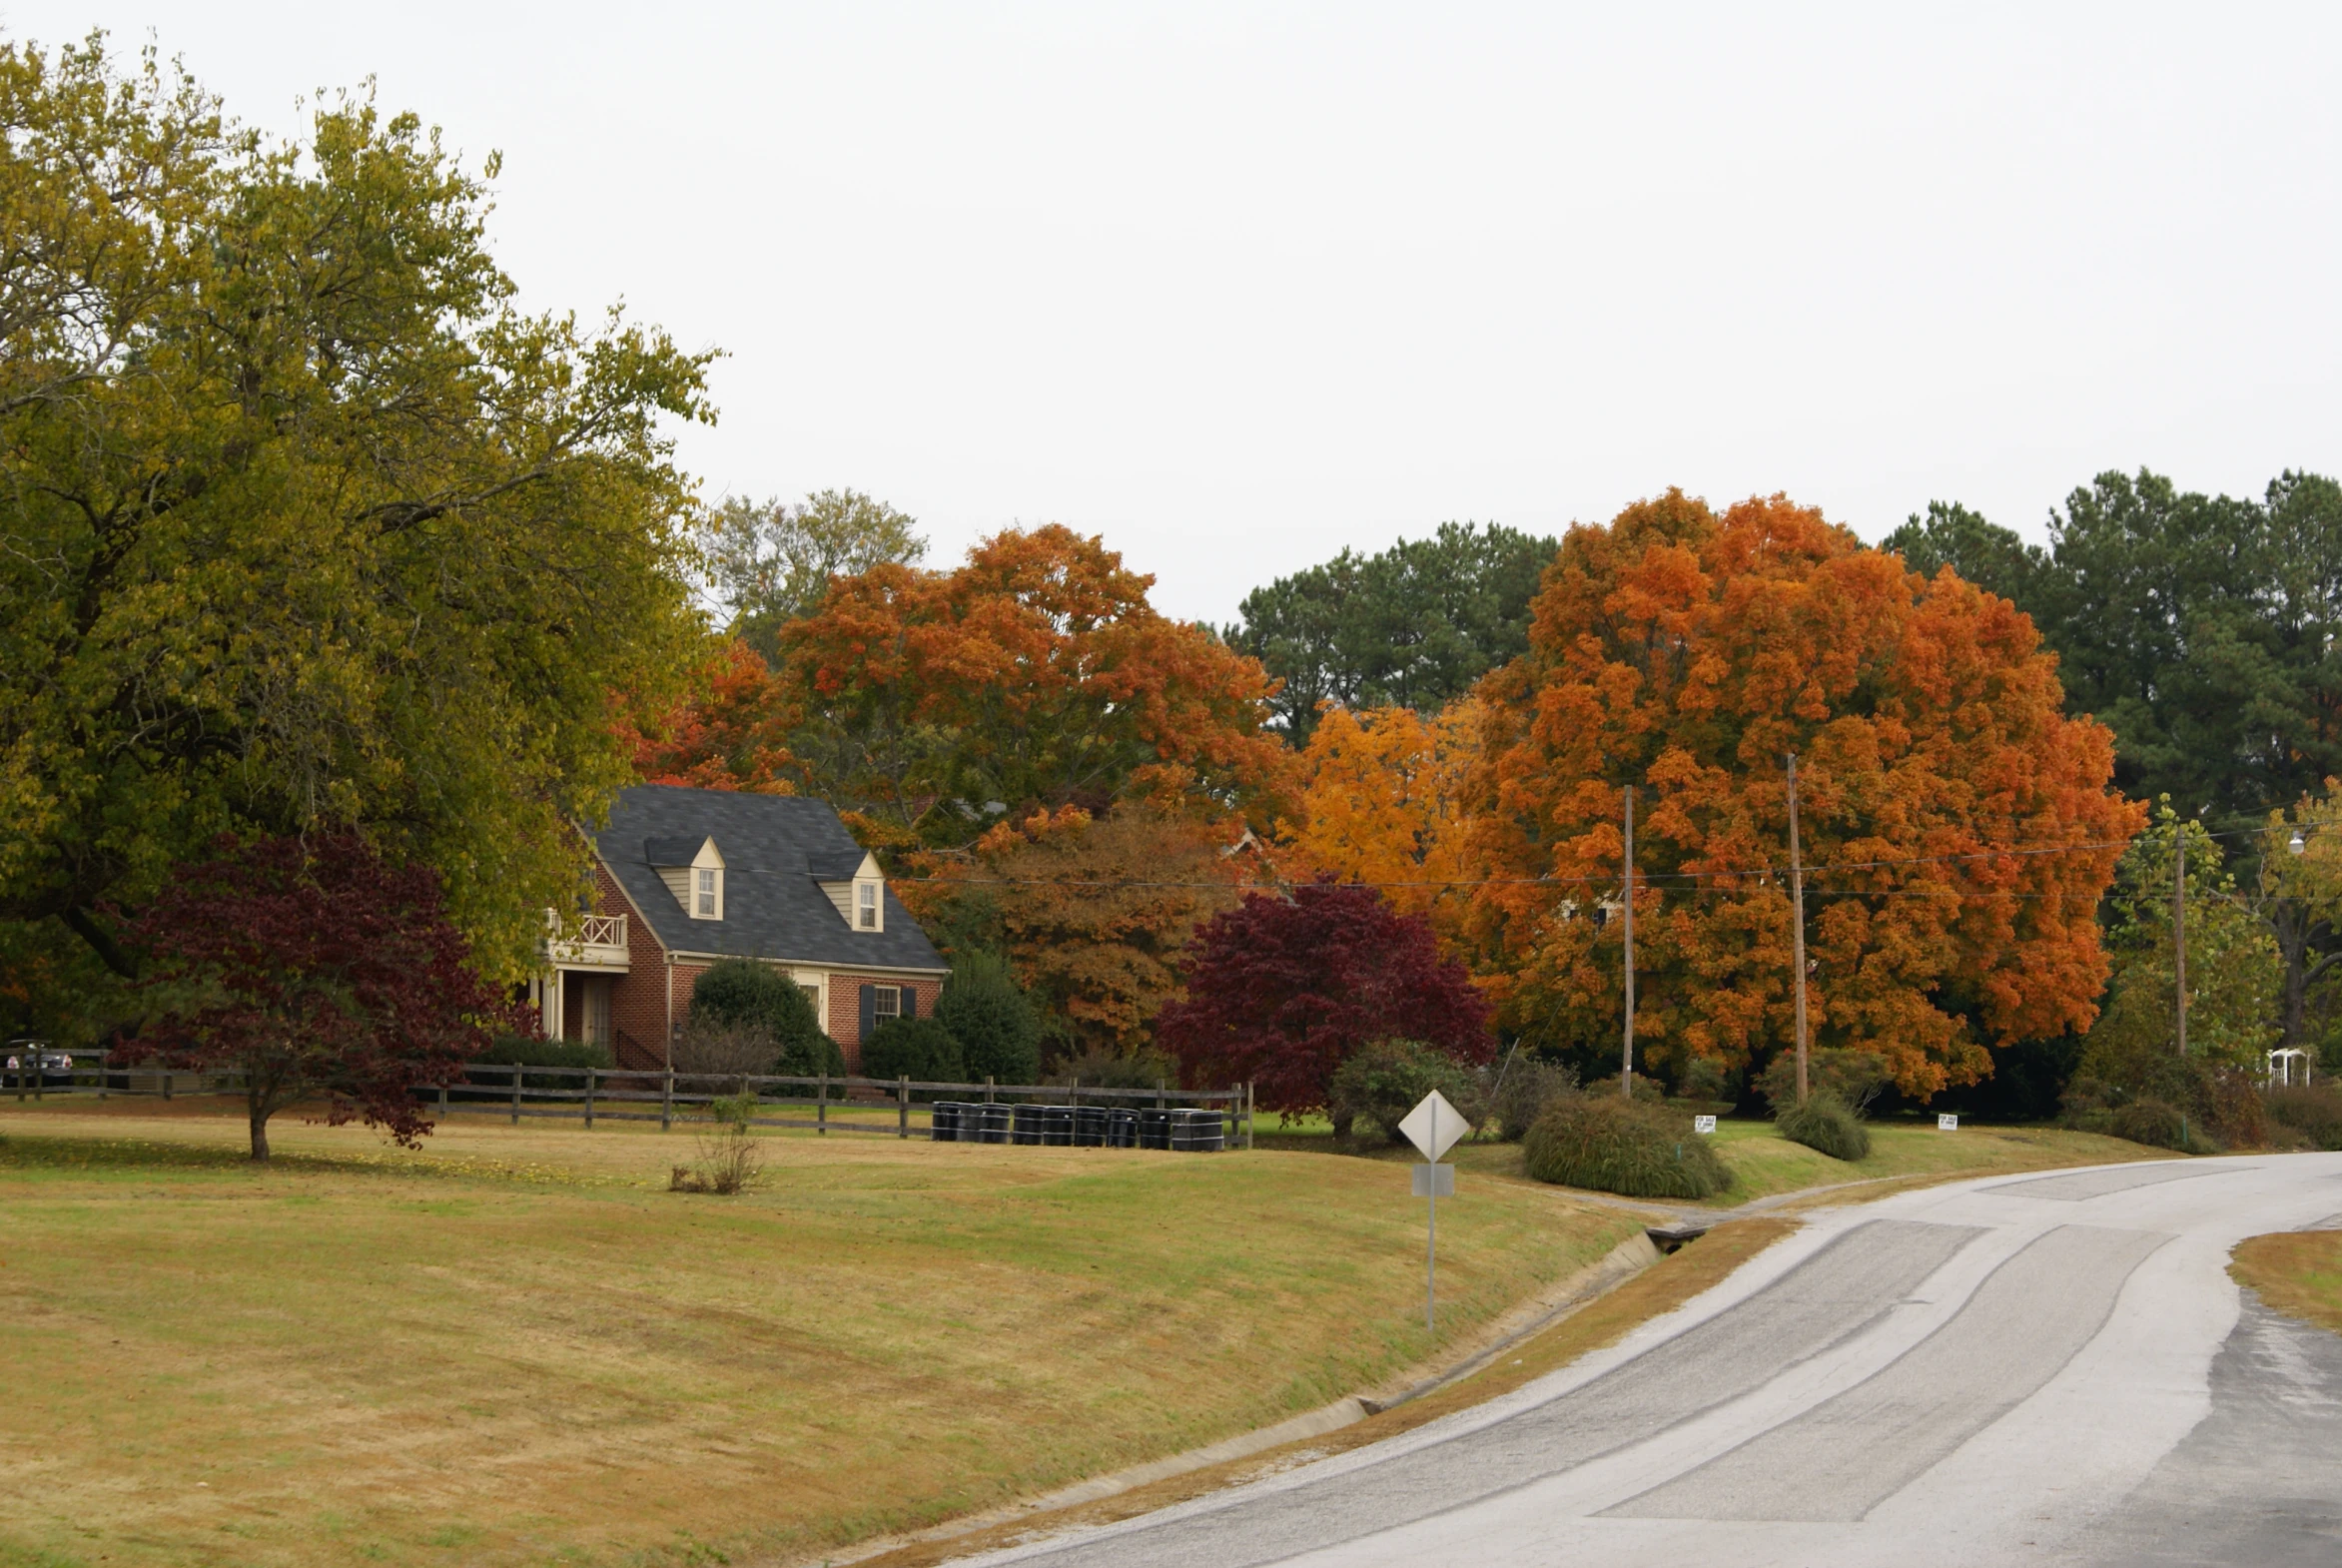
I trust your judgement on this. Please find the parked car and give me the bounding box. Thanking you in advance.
[4,1040,75,1090]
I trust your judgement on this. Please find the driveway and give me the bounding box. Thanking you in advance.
[960,1153,2342,1567]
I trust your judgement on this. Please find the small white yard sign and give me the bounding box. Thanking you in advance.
[1938,1113,1959,1132]
[1693,1115,1718,1135]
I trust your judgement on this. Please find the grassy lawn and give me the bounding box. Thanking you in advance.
[2231,1230,2342,1335]
[0,1098,1641,1568]
[1316,1114,2170,1206]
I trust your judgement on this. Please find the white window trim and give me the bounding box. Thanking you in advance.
[856,879,882,932]
[686,839,725,921]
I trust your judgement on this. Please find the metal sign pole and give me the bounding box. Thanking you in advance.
[1427,1178,1437,1331]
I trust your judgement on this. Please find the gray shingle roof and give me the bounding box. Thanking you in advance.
[591,786,947,973]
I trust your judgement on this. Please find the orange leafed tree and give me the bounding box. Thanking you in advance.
[1462,489,2142,1098]
[774,525,1294,839]
[901,802,1252,1060]
[620,639,796,793]
[1282,700,1482,924]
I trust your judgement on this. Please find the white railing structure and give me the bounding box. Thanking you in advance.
[2268,1047,2314,1089]
[544,909,629,971]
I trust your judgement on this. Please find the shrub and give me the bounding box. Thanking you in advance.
[478,1035,612,1070]
[690,959,842,1077]
[1049,1047,1176,1093]
[2265,1084,2342,1151]
[1775,1090,1871,1162]
[1679,1055,1733,1105]
[1521,1095,1730,1199]
[861,1017,965,1087]
[1326,1039,1487,1146]
[1756,1049,1889,1114]
[2060,1026,2263,1150]
[936,952,1042,1086]
[672,1019,777,1079]
[671,1094,762,1194]
[1489,1058,1578,1142]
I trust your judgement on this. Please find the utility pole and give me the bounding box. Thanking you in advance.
[1787,753,1810,1104]
[1621,785,1636,1099]
[2175,829,2188,1057]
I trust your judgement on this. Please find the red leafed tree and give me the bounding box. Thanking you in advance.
[128,835,519,1160]
[1157,880,1492,1115]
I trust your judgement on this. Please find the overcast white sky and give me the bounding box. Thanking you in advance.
[8,3,2340,623]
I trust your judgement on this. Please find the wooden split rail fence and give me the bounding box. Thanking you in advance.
[7,1052,1255,1152]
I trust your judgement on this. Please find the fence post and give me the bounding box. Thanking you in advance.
[899,1075,910,1139]
[1156,1079,1166,1112]
[163,1069,173,1102]
[661,1070,673,1132]
[585,1067,596,1130]
[818,1070,827,1136]
[985,1075,995,1105]
[1246,1081,1254,1151]
[438,1079,448,1119]
[510,1063,521,1126]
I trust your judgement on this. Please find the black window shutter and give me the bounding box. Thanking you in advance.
[858,984,876,1042]
[902,987,917,1020]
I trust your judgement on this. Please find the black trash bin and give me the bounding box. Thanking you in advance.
[1138,1107,1173,1150]
[1073,1106,1109,1147]
[931,1102,964,1143]
[1171,1108,1225,1153]
[977,1104,1013,1144]
[1041,1106,1075,1147]
[1011,1104,1045,1146]
[1105,1108,1140,1149]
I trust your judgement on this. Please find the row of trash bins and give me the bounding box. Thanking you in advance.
[931,1102,1227,1152]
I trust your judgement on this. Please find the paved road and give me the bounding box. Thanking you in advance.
[965,1154,2342,1568]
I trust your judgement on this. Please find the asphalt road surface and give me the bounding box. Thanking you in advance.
[966,1153,2342,1568]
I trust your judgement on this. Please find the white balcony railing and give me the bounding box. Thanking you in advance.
[544,910,630,971]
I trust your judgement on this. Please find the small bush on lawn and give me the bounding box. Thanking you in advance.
[1326,1039,1486,1146]
[1679,1055,1734,1105]
[1775,1090,1871,1162]
[690,959,843,1077]
[2265,1084,2342,1151]
[1489,1058,1578,1142]
[861,1017,964,1089]
[1522,1095,1730,1199]
[937,952,1043,1087]
[1755,1048,1889,1114]
[671,1094,762,1194]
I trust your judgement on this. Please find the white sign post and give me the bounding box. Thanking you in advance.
[1398,1091,1466,1331]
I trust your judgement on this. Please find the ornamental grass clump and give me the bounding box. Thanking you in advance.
[1774,1090,1871,1162]
[670,1095,763,1195]
[1521,1095,1730,1199]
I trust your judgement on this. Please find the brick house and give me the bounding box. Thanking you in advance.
[530,784,950,1072]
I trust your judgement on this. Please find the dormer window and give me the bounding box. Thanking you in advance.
[646,834,724,921]
[857,881,878,930]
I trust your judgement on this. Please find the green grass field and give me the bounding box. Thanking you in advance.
[0,1099,1640,1568]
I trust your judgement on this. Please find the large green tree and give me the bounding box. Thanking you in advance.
[0,35,713,1009]
[1226,520,1557,742]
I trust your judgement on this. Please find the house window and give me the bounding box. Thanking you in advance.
[856,881,879,930]
[874,985,901,1022]
[696,868,718,918]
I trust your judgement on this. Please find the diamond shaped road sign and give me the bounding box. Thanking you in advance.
[1397,1089,1467,1163]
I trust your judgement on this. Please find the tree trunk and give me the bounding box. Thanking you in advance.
[247,1068,279,1162]
[2275,897,2310,1047]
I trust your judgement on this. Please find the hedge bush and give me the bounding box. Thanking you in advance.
[1775,1090,1871,1161]
[2107,1097,2224,1154]
[1756,1049,1888,1114]
[936,952,1042,1086]
[2266,1084,2342,1151]
[860,1017,964,1088]
[1521,1095,1730,1199]
[1490,1059,1578,1142]
[1326,1039,1486,1146]
[690,959,842,1076]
